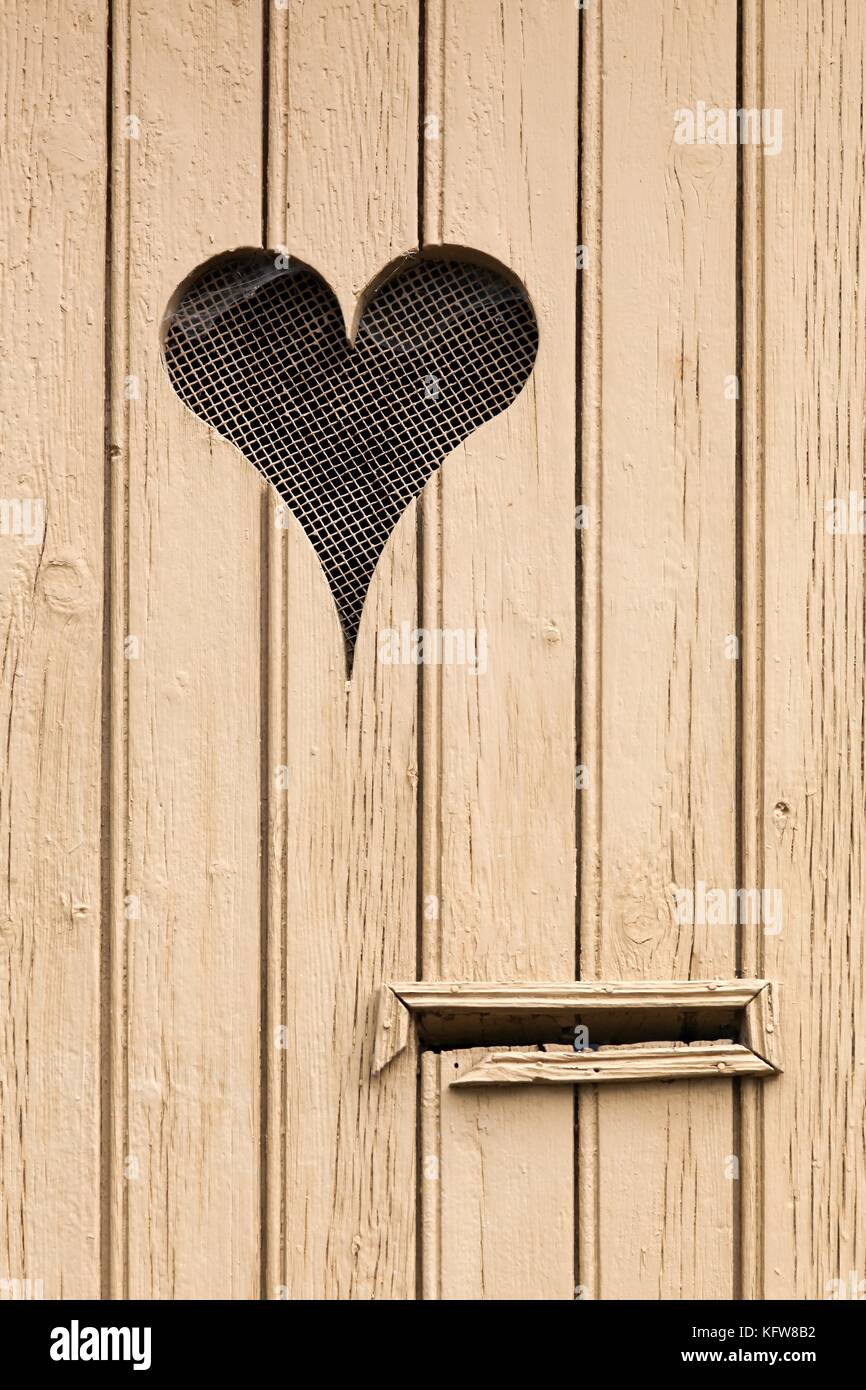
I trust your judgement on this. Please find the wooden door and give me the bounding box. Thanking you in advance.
[0,0,863,1302]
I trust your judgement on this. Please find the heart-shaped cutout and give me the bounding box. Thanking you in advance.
[163,249,538,662]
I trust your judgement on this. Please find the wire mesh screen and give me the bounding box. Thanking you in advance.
[164,251,538,657]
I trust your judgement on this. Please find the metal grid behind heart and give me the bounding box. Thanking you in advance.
[163,251,539,659]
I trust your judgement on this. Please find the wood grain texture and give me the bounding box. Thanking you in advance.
[741,0,866,1300]
[3,0,862,1307]
[452,1044,774,1087]
[264,0,420,1300]
[421,0,577,985]
[742,984,782,1073]
[371,985,411,1073]
[276,0,419,326]
[395,979,768,1012]
[108,0,264,1298]
[579,0,739,1299]
[394,978,770,1052]
[0,0,107,1300]
[418,0,579,1301]
[422,1051,574,1300]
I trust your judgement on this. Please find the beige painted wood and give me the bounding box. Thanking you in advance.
[738,0,768,1305]
[0,0,107,1300]
[391,977,769,1047]
[4,0,864,1308]
[395,979,768,1013]
[264,0,420,1300]
[579,0,739,1300]
[371,985,411,1073]
[742,984,782,1074]
[389,978,772,1053]
[419,0,578,1301]
[108,0,264,1298]
[453,1044,774,1088]
[740,0,866,1299]
[422,1051,574,1301]
[274,0,419,329]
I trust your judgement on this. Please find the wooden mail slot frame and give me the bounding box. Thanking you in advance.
[372,979,782,1085]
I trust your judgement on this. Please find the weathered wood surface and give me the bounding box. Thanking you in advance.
[264,0,420,1300]
[740,0,866,1300]
[452,1044,775,1088]
[579,0,740,1301]
[109,0,265,1299]
[418,0,579,1301]
[0,0,862,1304]
[742,984,782,1074]
[0,0,108,1300]
[422,1050,574,1301]
[394,979,768,1012]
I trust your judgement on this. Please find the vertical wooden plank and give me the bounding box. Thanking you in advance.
[273,0,418,325]
[420,0,578,1299]
[738,0,767,1301]
[742,0,866,1299]
[423,1051,572,1301]
[0,0,107,1300]
[423,0,577,985]
[265,0,420,1299]
[110,0,264,1298]
[580,0,739,1298]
